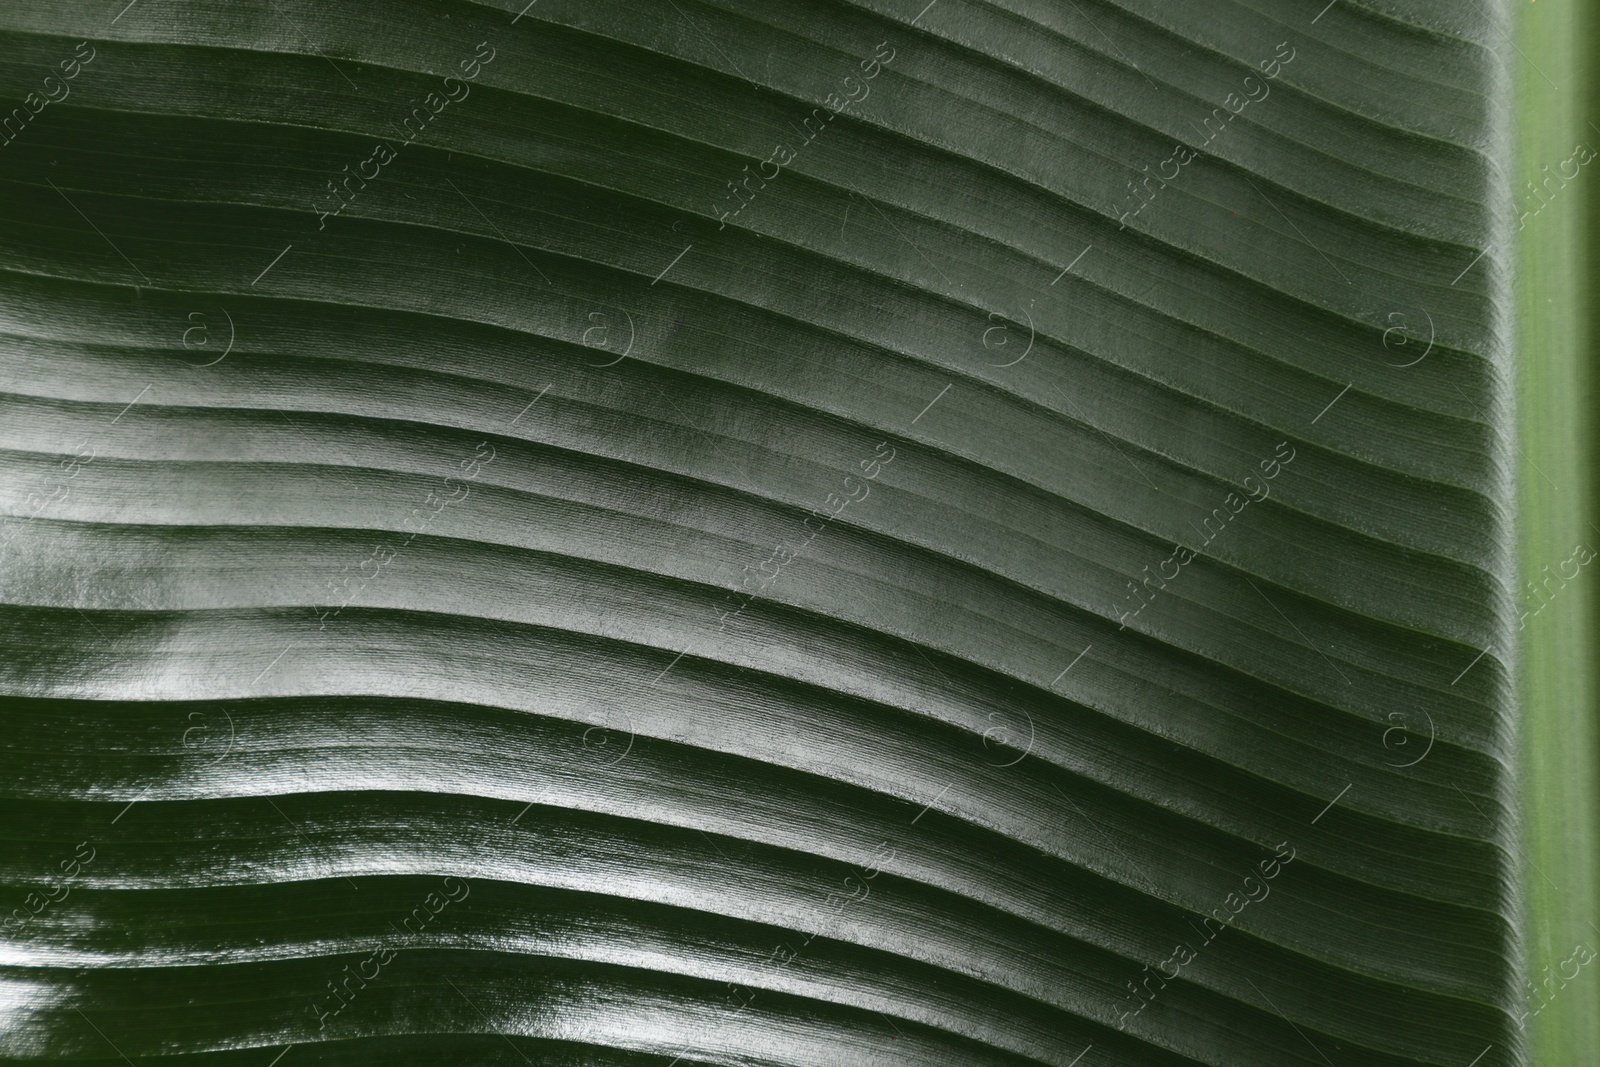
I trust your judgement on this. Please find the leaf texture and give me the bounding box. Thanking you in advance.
[0,1,1519,1065]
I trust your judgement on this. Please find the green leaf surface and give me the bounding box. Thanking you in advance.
[0,1,1520,1065]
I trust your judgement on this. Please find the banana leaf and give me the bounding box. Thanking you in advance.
[0,1,1526,1065]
